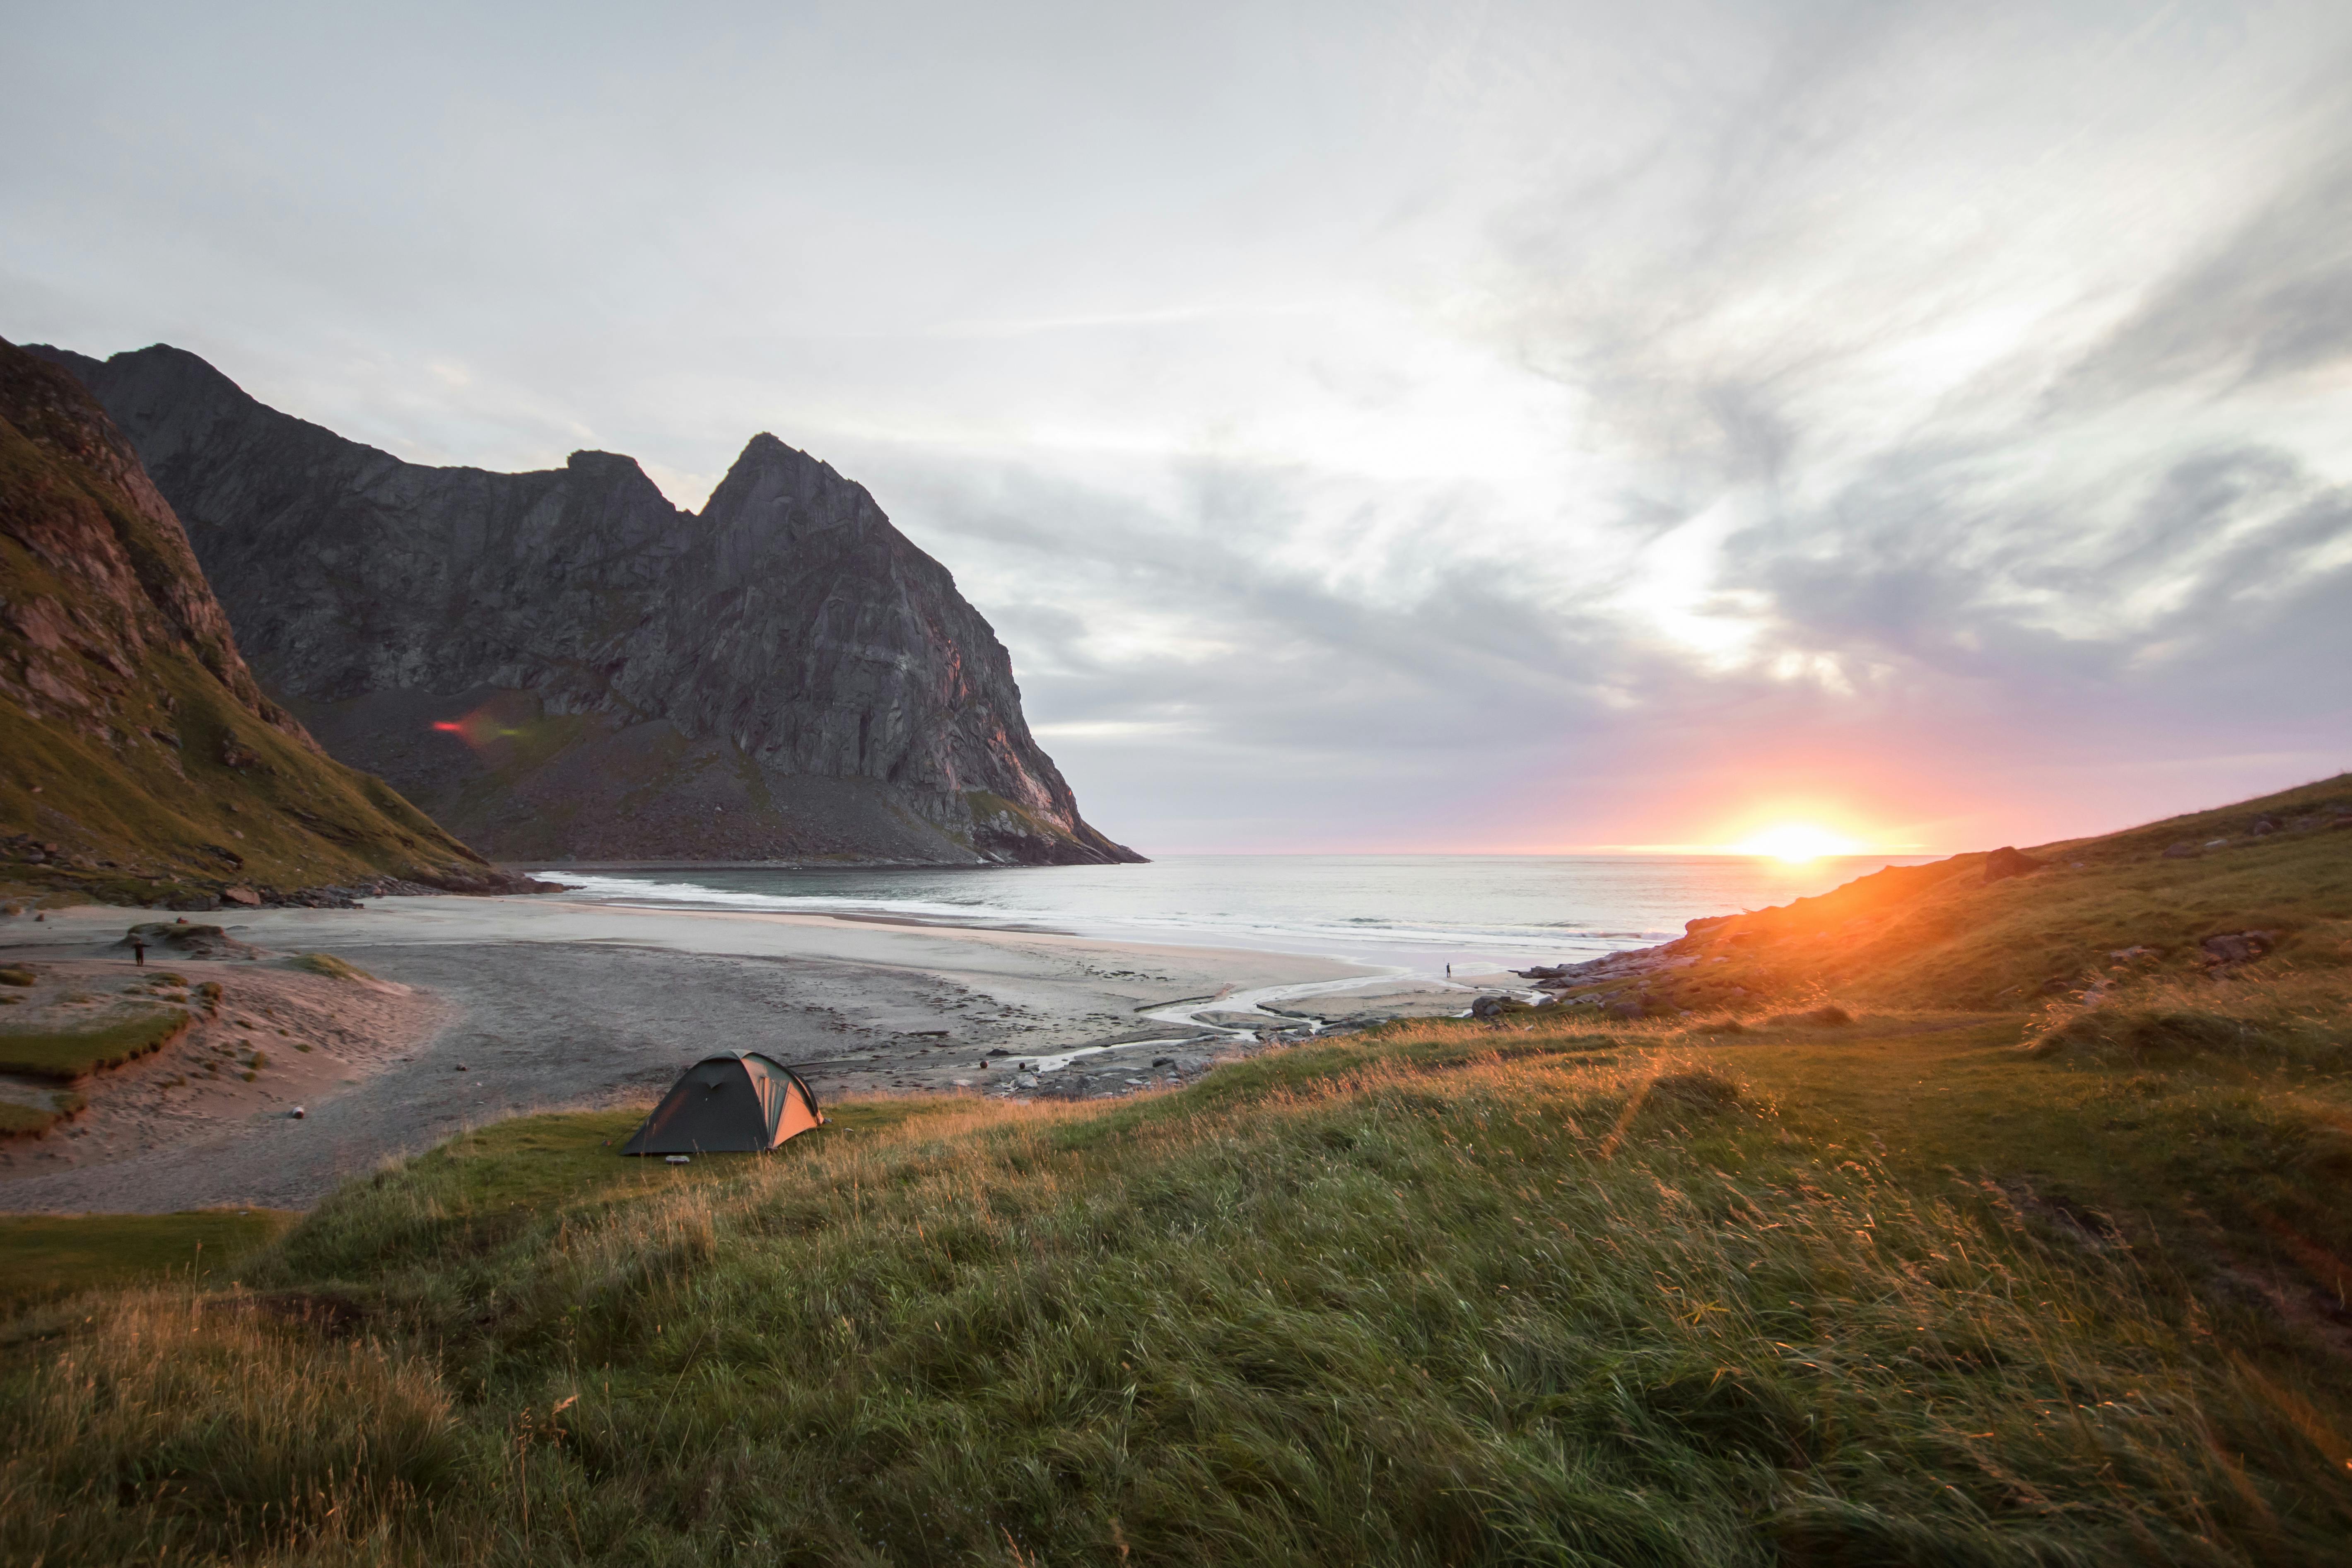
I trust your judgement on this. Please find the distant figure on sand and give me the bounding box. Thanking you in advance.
[131,936,146,966]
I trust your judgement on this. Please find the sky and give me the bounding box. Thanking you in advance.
[6,0,2350,855]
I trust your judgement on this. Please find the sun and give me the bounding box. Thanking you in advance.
[1731,823,1861,863]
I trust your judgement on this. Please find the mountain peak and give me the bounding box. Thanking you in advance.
[43,342,1142,867]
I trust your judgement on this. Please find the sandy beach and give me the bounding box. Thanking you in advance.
[0,894,1457,1213]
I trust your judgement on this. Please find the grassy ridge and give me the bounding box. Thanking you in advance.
[1565,773,2352,1016]
[0,1095,80,1137]
[0,1005,190,1079]
[287,953,376,983]
[7,1014,2352,1566]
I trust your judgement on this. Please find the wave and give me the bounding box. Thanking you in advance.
[544,872,1670,959]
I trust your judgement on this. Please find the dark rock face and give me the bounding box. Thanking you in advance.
[0,338,520,898]
[33,344,1141,866]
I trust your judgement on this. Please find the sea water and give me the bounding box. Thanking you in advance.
[536,853,1933,976]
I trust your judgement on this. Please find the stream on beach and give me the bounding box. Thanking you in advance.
[538,853,1937,976]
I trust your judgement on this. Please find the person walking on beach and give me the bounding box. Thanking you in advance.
[131,934,146,966]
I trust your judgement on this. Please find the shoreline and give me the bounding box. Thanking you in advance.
[0,895,1472,1214]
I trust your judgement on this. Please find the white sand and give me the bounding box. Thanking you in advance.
[0,895,1377,1213]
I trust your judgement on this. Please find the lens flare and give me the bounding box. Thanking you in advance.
[427,706,524,752]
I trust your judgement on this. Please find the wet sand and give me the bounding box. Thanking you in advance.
[0,895,1401,1213]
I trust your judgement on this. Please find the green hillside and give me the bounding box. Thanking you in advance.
[0,339,508,907]
[1563,773,2352,1016]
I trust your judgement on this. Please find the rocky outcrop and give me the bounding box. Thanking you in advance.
[32,344,1141,865]
[1980,846,2044,883]
[0,338,531,905]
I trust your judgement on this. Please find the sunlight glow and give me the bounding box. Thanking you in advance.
[1731,823,1862,862]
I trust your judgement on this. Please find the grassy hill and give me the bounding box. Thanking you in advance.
[5,780,2352,1563]
[0,338,515,909]
[1557,772,2352,1018]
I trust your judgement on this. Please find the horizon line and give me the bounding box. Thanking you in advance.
[1126,846,1949,859]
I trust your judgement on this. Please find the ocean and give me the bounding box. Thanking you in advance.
[535,854,1934,976]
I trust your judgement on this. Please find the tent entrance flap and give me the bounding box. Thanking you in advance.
[621,1052,823,1154]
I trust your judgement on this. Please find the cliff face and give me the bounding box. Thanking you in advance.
[0,338,513,905]
[33,344,1141,866]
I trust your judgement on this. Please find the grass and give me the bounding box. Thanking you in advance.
[6,1018,2352,1565]
[1564,772,2352,1017]
[288,952,377,982]
[0,1007,191,1080]
[2024,970,2352,1070]
[271,1100,975,1260]
[0,1089,84,1139]
[0,1210,294,1310]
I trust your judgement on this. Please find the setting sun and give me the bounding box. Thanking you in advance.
[1731,823,1862,862]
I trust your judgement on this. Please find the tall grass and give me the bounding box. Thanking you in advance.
[6,1046,2350,1564]
[5,1292,461,1561]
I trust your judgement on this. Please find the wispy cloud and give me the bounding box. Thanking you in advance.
[6,0,2348,852]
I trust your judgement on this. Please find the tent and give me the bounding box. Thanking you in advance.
[620,1052,825,1155]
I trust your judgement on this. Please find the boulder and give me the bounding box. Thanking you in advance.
[2162,841,2200,859]
[1981,846,2045,884]
[2200,931,2277,966]
[223,886,262,907]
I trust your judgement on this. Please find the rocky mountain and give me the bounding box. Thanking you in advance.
[0,337,526,907]
[31,344,1141,866]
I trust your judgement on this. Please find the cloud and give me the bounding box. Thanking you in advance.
[6,0,2351,851]
[2060,156,2352,398]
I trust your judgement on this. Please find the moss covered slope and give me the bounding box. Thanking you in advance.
[0,338,511,906]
